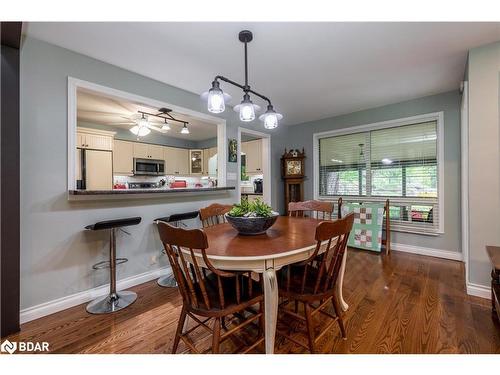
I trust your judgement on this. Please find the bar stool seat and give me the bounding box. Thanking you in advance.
[85,216,141,314]
[154,211,199,287]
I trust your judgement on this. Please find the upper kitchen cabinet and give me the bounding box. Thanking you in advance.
[133,143,164,160]
[164,147,189,175]
[202,147,217,175]
[242,139,262,173]
[76,127,114,151]
[149,145,164,160]
[190,149,203,174]
[113,140,134,175]
[203,149,210,175]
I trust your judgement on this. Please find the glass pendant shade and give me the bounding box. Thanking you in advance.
[137,115,149,128]
[161,119,170,131]
[239,102,255,121]
[207,87,225,113]
[130,125,151,137]
[259,105,282,129]
[235,94,256,122]
[130,114,151,136]
[181,124,190,134]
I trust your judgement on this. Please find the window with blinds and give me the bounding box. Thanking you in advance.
[317,118,441,234]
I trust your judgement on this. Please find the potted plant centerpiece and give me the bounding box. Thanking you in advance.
[225,198,279,235]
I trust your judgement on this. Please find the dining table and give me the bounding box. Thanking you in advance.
[185,215,349,354]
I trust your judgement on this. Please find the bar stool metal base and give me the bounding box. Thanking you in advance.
[157,274,177,288]
[86,291,137,314]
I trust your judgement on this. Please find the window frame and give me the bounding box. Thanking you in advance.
[313,112,444,235]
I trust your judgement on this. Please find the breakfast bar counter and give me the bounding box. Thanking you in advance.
[68,186,235,200]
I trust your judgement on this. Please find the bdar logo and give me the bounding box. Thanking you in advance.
[1,339,17,354]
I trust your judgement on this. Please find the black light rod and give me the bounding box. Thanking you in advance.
[137,110,188,125]
[248,89,271,106]
[214,75,272,105]
[244,41,248,88]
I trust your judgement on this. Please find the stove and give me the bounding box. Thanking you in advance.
[128,182,159,189]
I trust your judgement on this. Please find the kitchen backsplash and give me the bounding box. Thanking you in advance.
[114,174,209,188]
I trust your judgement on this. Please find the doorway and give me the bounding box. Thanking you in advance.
[237,127,271,207]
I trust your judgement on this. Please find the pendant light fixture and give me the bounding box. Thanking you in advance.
[180,124,190,134]
[202,30,282,128]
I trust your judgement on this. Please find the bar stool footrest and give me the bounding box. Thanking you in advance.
[92,257,128,270]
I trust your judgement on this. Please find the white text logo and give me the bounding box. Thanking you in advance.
[1,340,49,354]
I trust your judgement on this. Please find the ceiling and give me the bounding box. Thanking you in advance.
[26,22,500,126]
[77,89,217,141]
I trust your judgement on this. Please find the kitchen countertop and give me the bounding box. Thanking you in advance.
[69,186,235,196]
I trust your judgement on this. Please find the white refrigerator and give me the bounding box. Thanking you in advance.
[76,148,113,190]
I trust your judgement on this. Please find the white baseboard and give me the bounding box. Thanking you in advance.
[392,242,463,261]
[20,266,172,324]
[466,282,491,299]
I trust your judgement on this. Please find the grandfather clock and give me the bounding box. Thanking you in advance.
[281,148,306,215]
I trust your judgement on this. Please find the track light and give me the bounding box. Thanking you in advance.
[161,118,170,131]
[181,124,190,134]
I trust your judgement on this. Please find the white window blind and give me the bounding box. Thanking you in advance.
[318,119,440,234]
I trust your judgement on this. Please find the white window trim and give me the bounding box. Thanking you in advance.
[313,112,445,235]
[67,77,227,194]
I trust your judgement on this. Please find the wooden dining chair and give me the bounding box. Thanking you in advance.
[199,203,233,228]
[288,198,342,220]
[276,213,355,353]
[157,221,264,354]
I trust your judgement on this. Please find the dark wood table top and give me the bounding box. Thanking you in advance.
[486,246,500,270]
[202,216,323,258]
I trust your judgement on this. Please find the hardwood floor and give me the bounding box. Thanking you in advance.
[6,250,500,354]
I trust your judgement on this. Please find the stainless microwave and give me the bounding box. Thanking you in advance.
[133,158,165,176]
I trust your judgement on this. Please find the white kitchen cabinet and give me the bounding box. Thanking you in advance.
[202,147,218,175]
[242,139,262,173]
[164,147,189,175]
[113,140,134,175]
[176,148,189,175]
[76,128,114,151]
[133,143,164,159]
[86,149,113,190]
[149,145,164,160]
[203,149,210,175]
[133,143,149,159]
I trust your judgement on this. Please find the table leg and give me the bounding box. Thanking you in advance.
[262,267,278,354]
[336,248,349,311]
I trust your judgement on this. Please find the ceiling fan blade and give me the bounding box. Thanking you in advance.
[149,126,166,133]
[116,101,138,113]
[78,110,129,117]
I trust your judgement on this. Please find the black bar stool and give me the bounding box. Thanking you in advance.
[154,211,199,287]
[85,216,142,314]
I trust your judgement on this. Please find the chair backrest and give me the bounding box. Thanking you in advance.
[156,221,255,311]
[199,203,233,228]
[288,200,336,220]
[287,213,354,298]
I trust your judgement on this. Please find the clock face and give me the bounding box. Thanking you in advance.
[286,160,302,175]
